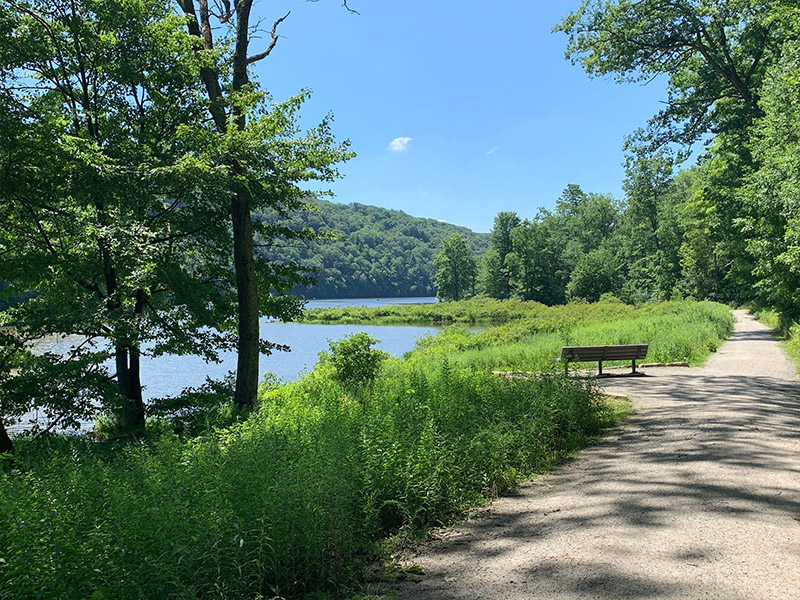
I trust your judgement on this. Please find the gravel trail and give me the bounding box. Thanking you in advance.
[399,310,800,600]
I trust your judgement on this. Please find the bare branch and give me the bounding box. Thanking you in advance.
[210,0,233,23]
[342,0,359,15]
[247,11,290,64]
[306,0,359,16]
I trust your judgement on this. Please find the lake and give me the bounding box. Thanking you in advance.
[30,296,441,403]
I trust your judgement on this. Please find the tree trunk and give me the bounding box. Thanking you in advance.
[0,418,13,455]
[230,0,260,409]
[115,344,145,435]
[178,0,263,409]
[231,188,260,409]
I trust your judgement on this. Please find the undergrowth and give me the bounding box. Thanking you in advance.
[0,299,732,599]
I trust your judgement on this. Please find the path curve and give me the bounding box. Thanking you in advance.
[399,310,800,600]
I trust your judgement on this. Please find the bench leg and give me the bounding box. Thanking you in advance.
[632,359,637,374]
[598,360,603,376]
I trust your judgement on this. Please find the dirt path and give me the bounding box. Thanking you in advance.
[399,310,800,600]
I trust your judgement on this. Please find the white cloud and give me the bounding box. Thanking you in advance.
[486,146,499,155]
[388,137,412,152]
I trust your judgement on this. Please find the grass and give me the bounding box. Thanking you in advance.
[313,298,735,372]
[752,308,800,372]
[0,299,734,599]
[298,297,547,324]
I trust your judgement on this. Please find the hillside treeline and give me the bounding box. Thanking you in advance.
[258,199,488,298]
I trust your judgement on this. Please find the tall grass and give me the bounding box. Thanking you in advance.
[0,367,610,599]
[402,299,734,372]
[0,299,733,599]
[752,308,800,371]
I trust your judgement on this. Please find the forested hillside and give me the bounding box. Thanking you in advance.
[258,199,489,298]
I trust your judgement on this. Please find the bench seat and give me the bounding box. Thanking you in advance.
[559,344,649,376]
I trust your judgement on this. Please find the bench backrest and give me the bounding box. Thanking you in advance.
[560,344,649,362]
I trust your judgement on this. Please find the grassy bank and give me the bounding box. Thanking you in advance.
[308,299,735,370]
[752,308,800,371]
[300,297,543,324]
[0,300,733,599]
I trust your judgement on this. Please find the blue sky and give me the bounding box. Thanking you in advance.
[250,1,668,233]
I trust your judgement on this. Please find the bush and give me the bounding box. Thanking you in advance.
[321,332,389,393]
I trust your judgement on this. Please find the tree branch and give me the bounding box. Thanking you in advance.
[247,11,290,64]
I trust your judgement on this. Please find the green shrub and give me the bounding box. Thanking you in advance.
[320,332,389,394]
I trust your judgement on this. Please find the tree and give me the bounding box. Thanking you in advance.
[507,217,567,304]
[477,249,507,299]
[0,0,234,435]
[617,151,683,302]
[479,212,520,298]
[566,248,621,302]
[553,185,619,255]
[743,38,800,315]
[0,0,350,440]
[556,0,788,151]
[435,234,477,301]
[176,0,353,409]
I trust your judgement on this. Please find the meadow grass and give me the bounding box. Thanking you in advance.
[342,299,735,372]
[0,299,733,599]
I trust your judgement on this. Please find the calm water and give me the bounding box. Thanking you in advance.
[34,297,442,401]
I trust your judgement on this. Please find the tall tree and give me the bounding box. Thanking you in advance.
[618,151,682,302]
[435,234,477,301]
[556,0,787,151]
[0,0,233,435]
[507,216,567,305]
[743,37,800,315]
[176,0,352,409]
[479,212,520,298]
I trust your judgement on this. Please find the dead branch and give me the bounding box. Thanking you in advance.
[247,11,290,64]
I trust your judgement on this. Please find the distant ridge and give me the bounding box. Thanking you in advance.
[258,198,489,299]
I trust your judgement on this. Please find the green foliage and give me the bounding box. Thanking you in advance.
[556,0,785,150]
[554,0,800,317]
[566,248,621,302]
[321,332,389,393]
[434,234,477,301]
[301,297,543,325]
[404,299,734,373]
[260,199,489,299]
[477,186,620,304]
[0,0,351,433]
[0,0,222,433]
[303,297,734,368]
[0,305,636,599]
[743,39,800,316]
[476,212,521,299]
[507,216,566,304]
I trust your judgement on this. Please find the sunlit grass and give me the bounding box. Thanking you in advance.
[0,299,733,599]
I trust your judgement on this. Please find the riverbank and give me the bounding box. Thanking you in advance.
[0,299,735,599]
[303,298,736,370]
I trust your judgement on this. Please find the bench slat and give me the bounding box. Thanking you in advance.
[560,344,649,362]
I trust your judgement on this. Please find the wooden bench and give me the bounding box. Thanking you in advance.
[558,344,649,376]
